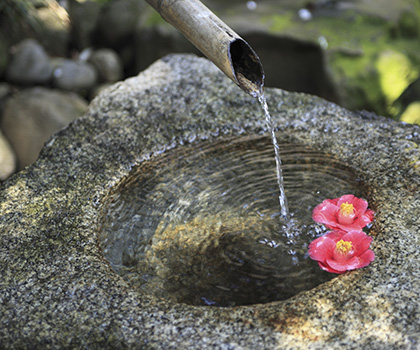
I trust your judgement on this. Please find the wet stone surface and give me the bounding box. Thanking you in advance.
[1,54,419,349]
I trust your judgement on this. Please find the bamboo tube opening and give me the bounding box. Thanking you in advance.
[145,0,265,96]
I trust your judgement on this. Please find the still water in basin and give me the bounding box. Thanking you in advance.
[99,134,364,307]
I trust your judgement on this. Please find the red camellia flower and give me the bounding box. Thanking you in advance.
[308,230,375,273]
[312,194,374,232]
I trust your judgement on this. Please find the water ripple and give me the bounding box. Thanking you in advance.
[99,134,365,306]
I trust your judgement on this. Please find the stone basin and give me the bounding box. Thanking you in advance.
[1,54,419,349]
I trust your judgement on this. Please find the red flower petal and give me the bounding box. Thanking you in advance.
[357,236,374,254]
[352,196,369,214]
[313,195,374,232]
[318,261,342,274]
[323,230,347,243]
[312,201,340,227]
[325,257,352,272]
[328,198,339,206]
[329,254,366,271]
[310,195,375,273]
[356,209,375,227]
[357,249,375,268]
[336,194,355,206]
[335,222,361,232]
[341,230,373,256]
[365,209,375,221]
[308,235,336,262]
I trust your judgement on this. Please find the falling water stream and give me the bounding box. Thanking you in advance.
[258,91,289,220]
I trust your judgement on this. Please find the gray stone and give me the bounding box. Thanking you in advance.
[0,83,11,99]
[52,58,98,91]
[88,48,123,83]
[0,130,16,180]
[0,54,419,349]
[0,84,14,179]
[5,38,53,85]
[1,87,88,169]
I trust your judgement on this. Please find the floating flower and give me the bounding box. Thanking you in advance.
[312,194,374,232]
[308,230,375,273]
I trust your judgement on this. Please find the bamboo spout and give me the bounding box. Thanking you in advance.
[145,0,265,96]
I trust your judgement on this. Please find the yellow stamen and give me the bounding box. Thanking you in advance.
[335,240,353,254]
[340,202,354,216]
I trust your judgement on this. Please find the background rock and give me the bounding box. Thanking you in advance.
[1,87,88,169]
[87,48,123,83]
[0,130,16,180]
[5,38,53,85]
[0,83,12,112]
[52,58,97,92]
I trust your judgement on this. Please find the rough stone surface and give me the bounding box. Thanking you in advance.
[0,55,419,349]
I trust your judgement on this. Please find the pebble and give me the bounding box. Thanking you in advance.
[88,48,123,83]
[52,58,98,92]
[0,130,16,180]
[5,39,53,85]
[1,87,88,169]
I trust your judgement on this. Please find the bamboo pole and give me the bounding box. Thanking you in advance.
[145,0,265,96]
